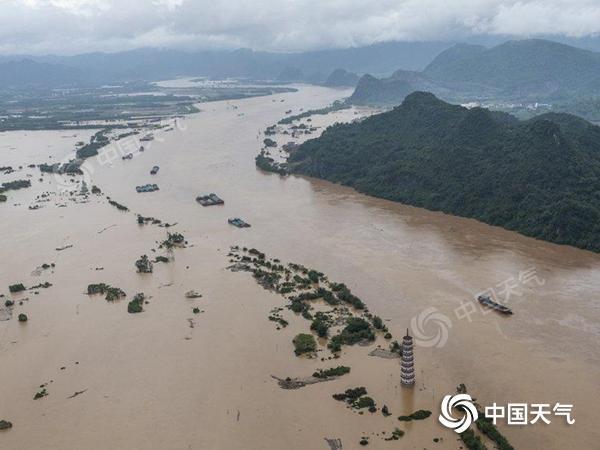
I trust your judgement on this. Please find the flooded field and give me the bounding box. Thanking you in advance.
[1,84,599,450]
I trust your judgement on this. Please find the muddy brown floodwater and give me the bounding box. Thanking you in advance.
[1,85,599,450]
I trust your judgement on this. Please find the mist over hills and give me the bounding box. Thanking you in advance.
[349,39,600,107]
[0,41,451,88]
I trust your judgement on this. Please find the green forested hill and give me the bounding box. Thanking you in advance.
[289,92,600,252]
[348,39,600,110]
[348,74,415,105]
[324,69,360,87]
[424,39,600,98]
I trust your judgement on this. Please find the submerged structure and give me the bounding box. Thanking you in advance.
[196,193,224,206]
[228,218,251,228]
[135,184,159,193]
[400,329,415,386]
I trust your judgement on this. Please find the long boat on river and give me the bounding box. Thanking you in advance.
[477,295,513,315]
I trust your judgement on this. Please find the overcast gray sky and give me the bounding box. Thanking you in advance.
[2,0,600,55]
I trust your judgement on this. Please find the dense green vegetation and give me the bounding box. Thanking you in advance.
[255,152,289,175]
[332,386,367,402]
[313,366,351,378]
[397,410,432,421]
[476,416,514,450]
[424,39,600,100]
[127,293,145,314]
[290,92,600,252]
[0,180,31,193]
[460,429,488,450]
[292,333,317,355]
[86,283,126,301]
[329,317,375,351]
[107,198,129,211]
[76,129,110,159]
[9,283,26,293]
[349,74,414,106]
[333,387,376,411]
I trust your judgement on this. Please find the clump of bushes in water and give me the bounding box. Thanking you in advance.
[292,333,317,355]
[107,198,128,211]
[310,312,331,337]
[328,317,375,352]
[333,387,375,410]
[0,194,7,202]
[263,138,277,147]
[154,256,169,263]
[76,129,110,159]
[18,313,28,322]
[460,429,488,450]
[313,366,351,378]
[372,315,385,330]
[307,269,324,283]
[255,152,289,176]
[9,283,26,293]
[333,386,367,402]
[354,396,376,410]
[0,179,31,192]
[127,293,145,314]
[476,416,514,450]
[268,315,289,328]
[335,284,365,309]
[135,255,153,273]
[384,428,405,441]
[33,387,48,400]
[288,297,310,314]
[160,232,186,249]
[397,410,432,421]
[389,340,402,354]
[252,268,282,290]
[137,214,161,225]
[86,283,126,301]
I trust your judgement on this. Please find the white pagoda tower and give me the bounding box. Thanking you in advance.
[400,329,415,386]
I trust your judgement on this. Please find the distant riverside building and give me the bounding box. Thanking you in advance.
[400,329,415,386]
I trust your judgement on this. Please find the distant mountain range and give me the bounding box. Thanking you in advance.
[0,41,451,88]
[289,92,600,253]
[348,39,600,117]
[0,59,85,87]
[323,69,360,87]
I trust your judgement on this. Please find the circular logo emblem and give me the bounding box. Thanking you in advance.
[439,394,479,433]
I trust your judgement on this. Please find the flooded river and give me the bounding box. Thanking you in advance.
[1,85,599,450]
